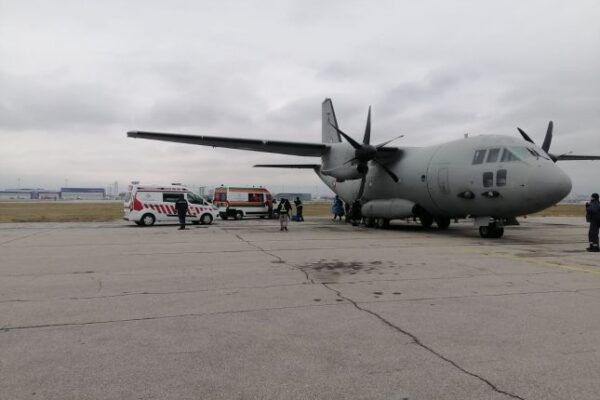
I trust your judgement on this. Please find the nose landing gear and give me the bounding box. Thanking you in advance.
[478,225,504,238]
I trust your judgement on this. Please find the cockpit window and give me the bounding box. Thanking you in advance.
[486,148,500,163]
[497,169,507,186]
[501,148,521,162]
[472,149,486,165]
[483,172,494,187]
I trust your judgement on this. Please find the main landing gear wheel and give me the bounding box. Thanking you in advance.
[435,216,451,230]
[479,225,504,239]
[375,218,389,229]
[234,210,244,220]
[140,213,156,227]
[419,214,433,229]
[363,217,376,228]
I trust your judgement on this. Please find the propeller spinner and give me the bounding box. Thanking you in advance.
[330,107,402,182]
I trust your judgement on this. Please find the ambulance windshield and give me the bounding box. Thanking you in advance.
[187,193,204,204]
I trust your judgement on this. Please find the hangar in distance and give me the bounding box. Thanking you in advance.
[128,99,600,238]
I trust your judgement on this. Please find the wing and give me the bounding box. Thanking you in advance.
[556,154,600,161]
[127,131,328,157]
[254,164,320,169]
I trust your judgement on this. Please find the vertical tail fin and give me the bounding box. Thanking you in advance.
[322,98,341,143]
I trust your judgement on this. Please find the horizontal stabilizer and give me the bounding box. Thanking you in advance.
[127,131,328,157]
[556,154,600,161]
[254,164,320,169]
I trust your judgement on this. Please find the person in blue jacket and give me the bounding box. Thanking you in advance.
[332,195,344,221]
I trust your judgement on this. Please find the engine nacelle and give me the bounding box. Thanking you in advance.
[321,164,367,182]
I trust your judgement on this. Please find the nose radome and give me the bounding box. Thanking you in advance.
[554,167,572,201]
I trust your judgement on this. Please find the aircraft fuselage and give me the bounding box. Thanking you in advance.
[320,134,572,219]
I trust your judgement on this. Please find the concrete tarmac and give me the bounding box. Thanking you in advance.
[1,217,599,400]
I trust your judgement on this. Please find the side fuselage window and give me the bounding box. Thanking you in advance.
[483,172,494,187]
[486,148,500,163]
[473,150,487,165]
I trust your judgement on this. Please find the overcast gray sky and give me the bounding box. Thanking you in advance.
[1,0,599,196]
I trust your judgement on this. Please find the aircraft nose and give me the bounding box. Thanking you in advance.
[527,165,572,209]
[554,167,572,201]
[537,166,572,204]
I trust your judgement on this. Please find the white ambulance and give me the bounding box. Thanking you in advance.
[213,186,273,219]
[123,183,219,226]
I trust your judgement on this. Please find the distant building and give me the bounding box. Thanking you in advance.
[36,190,61,200]
[61,187,106,200]
[274,192,311,201]
[0,189,34,200]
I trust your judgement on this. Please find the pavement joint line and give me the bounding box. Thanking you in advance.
[0,302,348,333]
[321,282,526,400]
[456,247,600,276]
[0,229,53,246]
[0,282,313,303]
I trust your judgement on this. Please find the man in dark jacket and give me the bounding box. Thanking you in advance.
[175,195,189,230]
[294,197,304,221]
[586,193,600,252]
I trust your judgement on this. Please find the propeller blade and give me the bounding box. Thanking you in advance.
[357,174,367,200]
[363,106,371,145]
[375,135,404,149]
[517,128,535,145]
[374,160,399,182]
[329,122,361,149]
[541,121,553,153]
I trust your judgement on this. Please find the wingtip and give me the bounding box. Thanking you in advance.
[127,131,138,138]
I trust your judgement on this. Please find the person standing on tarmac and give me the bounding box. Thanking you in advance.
[294,196,304,221]
[277,198,292,231]
[585,193,600,252]
[175,195,189,230]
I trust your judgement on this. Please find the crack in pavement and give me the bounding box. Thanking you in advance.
[322,283,526,400]
[229,231,314,284]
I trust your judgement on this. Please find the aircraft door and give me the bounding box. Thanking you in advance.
[426,162,453,214]
[438,167,450,195]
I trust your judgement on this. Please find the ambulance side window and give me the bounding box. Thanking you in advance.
[214,192,226,202]
[163,193,183,202]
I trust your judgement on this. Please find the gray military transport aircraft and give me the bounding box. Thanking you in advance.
[128,99,600,238]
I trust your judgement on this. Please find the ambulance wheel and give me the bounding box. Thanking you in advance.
[234,211,243,220]
[140,213,155,226]
[200,213,213,225]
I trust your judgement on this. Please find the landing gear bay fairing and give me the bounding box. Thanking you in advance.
[128,99,600,238]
